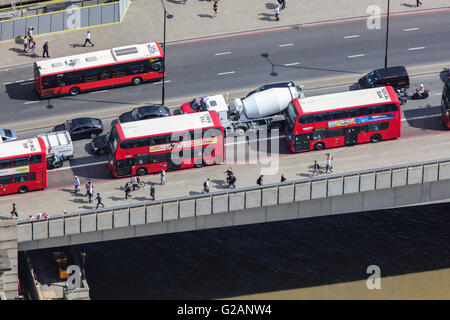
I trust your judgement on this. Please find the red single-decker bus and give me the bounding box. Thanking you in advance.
[0,138,47,195]
[284,86,401,152]
[34,42,164,97]
[108,111,224,178]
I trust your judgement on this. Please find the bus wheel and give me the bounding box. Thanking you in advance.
[69,87,80,96]
[136,167,147,176]
[370,134,382,143]
[18,186,28,193]
[132,77,142,86]
[314,142,325,151]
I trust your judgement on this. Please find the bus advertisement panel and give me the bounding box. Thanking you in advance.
[284,86,401,152]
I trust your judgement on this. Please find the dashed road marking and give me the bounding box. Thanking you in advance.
[218,71,235,76]
[403,28,420,31]
[348,54,365,58]
[408,47,426,51]
[279,43,294,47]
[344,35,360,39]
[24,101,40,104]
[214,51,231,55]
[284,62,300,66]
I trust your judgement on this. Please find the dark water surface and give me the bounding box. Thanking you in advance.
[66,202,450,299]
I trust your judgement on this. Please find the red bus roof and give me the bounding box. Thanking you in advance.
[294,86,398,114]
[0,138,45,159]
[116,111,223,140]
[35,42,163,76]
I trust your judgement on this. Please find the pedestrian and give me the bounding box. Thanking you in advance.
[150,183,155,201]
[313,160,320,176]
[274,3,280,21]
[228,173,236,188]
[30,38,37,56]
[213,1,218,17]
[10,203,18,219]
[88,183,94,203]
[95,193,105,209]
[27,26,33,38]
[74,175,80,193]
[416,0,422,7]
[203,178,210,193]
[325,153,333,173]
[23,36,29,52]
[43,41,49,58]
[281,174,286,182]
[83,31,94,47]
[160,169,166,185]
[125,183,131,200]
[280,0,286,10]
[132,176,138,191]
[257,175,263,186]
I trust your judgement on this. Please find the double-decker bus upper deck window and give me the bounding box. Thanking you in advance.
[0,159,11,169]
[13,157,28,167]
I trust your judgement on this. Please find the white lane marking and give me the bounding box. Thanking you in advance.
[214,51,231,56]
[344,35,360,39]
[24,101,40,104]
[3,82,12,85]
[153,80,171,84]
[15,80,24,83]
[88,90,109,94]
[218,71,235,76]
[27,78,34,81]
[403,28,420,31]
[401,114,440,122]
[20,82,32,86]
[348,54,365,58]
[52,160,108,172]
[408,47,426,51]
[284,62,300,66]
[279,43,294,47]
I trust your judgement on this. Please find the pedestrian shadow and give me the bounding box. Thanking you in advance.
[400,3,417,8]
[189,191,202,195]
[211,179,228,189]
[297,173,312,178]
[9,47,35,57]
[166,0,185,3]
[79,205,94,210]
[265,2,277,9]
[109,196,125,201]
[134,197,148,201]
[72,198,87,204]
[198,14,213,19]
[258,13,275,22]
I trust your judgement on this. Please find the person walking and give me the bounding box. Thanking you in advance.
[125,183,131,200]
[325,153,333,173]
[257,175,263,186]
[29,38,36,57]
[42,41,49,58]
[27,26,33,38]
[160,169,166,185]
[150,183,155,201]
[313,160,320,176]
[132,176,138,191]
[203,178,210,193]
[88,184,94,203]
[83,31,94,47]
[10,203,18,219]
[274,3,280,21]
[280,0,286,9]
[74,175,80,194]
[213,1,218,17]
[23,36,29,52]
[281,174,286,182]
[95,193,105,209]
[85,181,91,196]
[416,0,422,7]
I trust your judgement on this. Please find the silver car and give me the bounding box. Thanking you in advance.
[0,129,17,143]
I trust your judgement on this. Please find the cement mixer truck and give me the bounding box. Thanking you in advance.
[180,82,305,136]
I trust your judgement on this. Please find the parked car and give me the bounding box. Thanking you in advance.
[245,81,305,98]
[0,128,17,143]
[53,118,103,140]
[357,66,410,91]
[90,134,109,155]
[118,105,170,123]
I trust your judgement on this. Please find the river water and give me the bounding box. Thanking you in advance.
[66,202,450,299]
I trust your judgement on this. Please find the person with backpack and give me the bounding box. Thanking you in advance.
[228,173,236,188]
[95,193,105,209]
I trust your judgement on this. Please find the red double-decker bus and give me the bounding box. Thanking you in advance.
[440,77,450,128]
[0,138,47,195]
[284,86,401,152]
[34,42,164,98]
[107,111,224,177]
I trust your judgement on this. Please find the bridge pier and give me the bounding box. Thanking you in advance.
[0,220,18,300]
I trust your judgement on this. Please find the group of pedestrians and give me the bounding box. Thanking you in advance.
[274,0,287,21]
[312,154,334,177]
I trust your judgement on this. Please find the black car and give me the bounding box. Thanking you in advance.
[245,81,304,98]
[54,117,103,140]
[118,105,170,123]
[358,66,410,91]
[90,134,109,155]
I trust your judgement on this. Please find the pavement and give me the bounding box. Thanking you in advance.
[2,130,450,219]
[0,0,449,70]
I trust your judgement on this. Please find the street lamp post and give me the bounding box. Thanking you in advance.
[384,0,390,69]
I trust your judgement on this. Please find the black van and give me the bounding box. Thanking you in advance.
[358,66,410,90]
